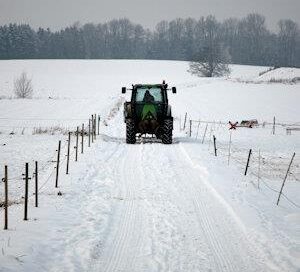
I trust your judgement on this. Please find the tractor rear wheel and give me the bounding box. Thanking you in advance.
[162,119,173,144]
[126,119,136,144]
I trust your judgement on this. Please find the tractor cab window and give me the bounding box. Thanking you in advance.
[135,87,163,103]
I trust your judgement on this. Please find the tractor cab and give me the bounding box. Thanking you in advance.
[133,85,165,103]
[131,84,169,123]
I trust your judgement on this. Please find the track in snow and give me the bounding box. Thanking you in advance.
[90,144,145,271]
[15,109,275,272]
[85,111,272,271]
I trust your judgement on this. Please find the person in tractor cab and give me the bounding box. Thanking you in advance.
[143,90,154,103]
[139,90,158,133]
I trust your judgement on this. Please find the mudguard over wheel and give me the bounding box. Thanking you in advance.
[162,119,173,144]
[126,119,136,144]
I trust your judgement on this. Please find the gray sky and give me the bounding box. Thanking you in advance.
[0,0,299,32]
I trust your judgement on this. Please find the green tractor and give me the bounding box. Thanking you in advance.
[122,81,177,144]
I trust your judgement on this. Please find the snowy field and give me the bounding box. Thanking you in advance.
[0,60,299,272]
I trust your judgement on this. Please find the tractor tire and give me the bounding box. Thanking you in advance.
[126,119,136,144]
[162,119,173,144]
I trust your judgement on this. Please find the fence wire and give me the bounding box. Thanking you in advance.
[0,118,91,218]
[187,119,300,208]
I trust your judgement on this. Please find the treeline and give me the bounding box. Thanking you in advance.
[0,14,299,67]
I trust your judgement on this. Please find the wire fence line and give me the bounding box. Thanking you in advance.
[0,134,69,215]
[0,135,69,198]
[1,98,124,228]
[189,118,300,128]
[32,140,70,195]
[0,117,88,121]
[0,125,75,128]
[184,118,300,208]
[30,139,73,196]
[0,129,84,193]
[0,125,80,133]
[0,117,90,134]
[0,114,100,225]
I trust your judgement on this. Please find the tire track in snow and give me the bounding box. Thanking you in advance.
[174,153,236,271]
[139,144,183,271]
[170,143,272,271]
[89,102,272,271]
[55,141,124,272]
[136,142,271,271]
[92,144,145,272]
[138,143,215,271]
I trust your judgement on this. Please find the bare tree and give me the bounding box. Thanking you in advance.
[189,49,230,77]
[278,19,299,67]
[14,72,33,98]
[189,16,231,77]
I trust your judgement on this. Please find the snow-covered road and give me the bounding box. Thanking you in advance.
[88,141,270,272]
[4,110,273,272]
[0,113,275,272]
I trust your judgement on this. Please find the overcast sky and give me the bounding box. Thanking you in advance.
[0,0,299,32]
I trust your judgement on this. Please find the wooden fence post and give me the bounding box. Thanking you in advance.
[189,120,192,137]
[24,163,30,221]
[208,124,213,149]
[213,135,217,156]
[75,126,79,162]
[258,149,261,189]
[81,124,84,154]
[88,119,91,147]
[195,120,201,139]
[272,116,276,135]
[91,115,94,143]
[94,114,96,140]
[202,123,208,144]
[55,140,61,188]
[66,132,71,175]
[98,115,100,135]
[244,149,252,176]
[35,161,38,207]
[277,152,296,205]
[183,112,187,130]
[4,165,8,230]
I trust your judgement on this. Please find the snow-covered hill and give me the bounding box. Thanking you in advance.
[256,67,300,82]
[0,60,299,272]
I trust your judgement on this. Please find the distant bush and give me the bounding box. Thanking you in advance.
[32,126,68,135]
[14,72,33,98]
[0,95,13,100]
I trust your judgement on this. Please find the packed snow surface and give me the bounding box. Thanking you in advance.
[0,60,299,272]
